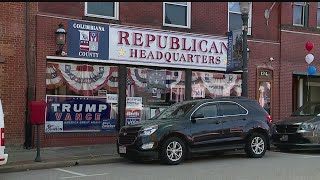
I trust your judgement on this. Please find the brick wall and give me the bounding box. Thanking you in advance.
[0,2,37,147]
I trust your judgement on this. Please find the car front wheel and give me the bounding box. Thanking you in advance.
[160,137,186,165]
[245,133,267,158]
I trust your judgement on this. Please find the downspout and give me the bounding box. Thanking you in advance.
[278,3,282,121]
[24,2,33,149]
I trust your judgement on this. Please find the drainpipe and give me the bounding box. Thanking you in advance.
[24,2,33,149]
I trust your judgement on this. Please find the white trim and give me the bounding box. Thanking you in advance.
[281,29,320,37]
[163,2,191,29]
[248,39,280,45]
[228,2,252,35]
[46,56,227,72]
[292,2,306,26]
[85,2,119,20]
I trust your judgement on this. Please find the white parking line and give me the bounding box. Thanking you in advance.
[55,168,109,179]
[55,168,85,176]
[299,155,320,159]
[60,173,110,179]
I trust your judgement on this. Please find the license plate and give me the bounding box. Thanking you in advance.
[280,135,288,142]
[119,146,126,154]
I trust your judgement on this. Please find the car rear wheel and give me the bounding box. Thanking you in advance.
[245,133,267,158]
[160,137,186,165]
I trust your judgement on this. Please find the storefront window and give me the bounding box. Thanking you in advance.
[125,67,185,124]
[45,61,118,133]
[191,71,242,99]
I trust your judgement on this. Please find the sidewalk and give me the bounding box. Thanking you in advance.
[0,144,124,174]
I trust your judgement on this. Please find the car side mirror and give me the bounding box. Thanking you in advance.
[191,113,204,122]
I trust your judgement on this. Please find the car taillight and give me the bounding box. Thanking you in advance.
[0,128,4,146]
[266,115,272,124]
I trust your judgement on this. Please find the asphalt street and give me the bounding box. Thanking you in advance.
[2,150,320,180]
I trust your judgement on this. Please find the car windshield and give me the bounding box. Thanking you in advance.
[153,101,198,120]
[292,102,320,116]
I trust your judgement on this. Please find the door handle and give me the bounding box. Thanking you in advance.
[215,121,220,124]
[242,118,246,121]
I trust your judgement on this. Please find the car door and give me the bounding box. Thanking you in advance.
[190,102,223,147]
[218,101,248,146]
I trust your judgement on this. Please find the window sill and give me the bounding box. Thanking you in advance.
[82,16,121,25]
[163,23,190,29]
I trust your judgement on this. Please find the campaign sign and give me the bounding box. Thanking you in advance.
[46,95,112,133]
[101,119,117,132]
[68,20,109,60]
[125,108,142,125]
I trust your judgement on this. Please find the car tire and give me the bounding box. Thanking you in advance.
[160,137,186,165]
[245,133,267,158]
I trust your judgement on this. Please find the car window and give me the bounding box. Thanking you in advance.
[194,104,218,118]
[219,102,246,116]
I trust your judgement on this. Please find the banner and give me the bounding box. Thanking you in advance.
[46,95,117,133]
[109,25,228,71]
[226,30,243,72]
[67,20,109,60]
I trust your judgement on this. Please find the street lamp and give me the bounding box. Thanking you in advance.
[55,23,67,56]
[239,2,251,97]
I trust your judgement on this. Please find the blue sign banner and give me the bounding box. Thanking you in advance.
[46,95,116,133]
[226,30,243,72]
[67,20,109,60]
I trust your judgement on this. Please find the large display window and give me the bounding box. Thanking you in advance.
[125,67,185,124]
[191,71,242,99]
[45,61,118,133]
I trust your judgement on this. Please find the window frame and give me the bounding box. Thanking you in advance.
[227,2,252,35]
[192,103,219,119]
[317,2,320,28]
[292,2,306,27]
[163,2,192,29]
[85,2,119,20]
[189,101,248,121]
[218,101,248,116]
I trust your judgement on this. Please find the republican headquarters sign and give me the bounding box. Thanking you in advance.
[67,20,231,72]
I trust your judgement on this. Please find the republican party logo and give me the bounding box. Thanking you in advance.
[79,30,99,52]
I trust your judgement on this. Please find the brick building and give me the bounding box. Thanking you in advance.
[1,2,320,148]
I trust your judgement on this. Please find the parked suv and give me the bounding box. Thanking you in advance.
[117,97,272,165]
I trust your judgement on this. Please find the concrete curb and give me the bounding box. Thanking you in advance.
[0,156,125,174]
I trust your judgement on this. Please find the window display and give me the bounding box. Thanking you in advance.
[191,71,242,99]
[45,62,118,133]
[126,67,185,122]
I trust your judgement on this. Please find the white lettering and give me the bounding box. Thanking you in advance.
[62,104,71,112]
[73,104,83,112]
[98,104,107,112]
[52,104,60,112]
[85,104,96,112]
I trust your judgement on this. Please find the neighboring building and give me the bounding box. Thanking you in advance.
[1,2,320,148]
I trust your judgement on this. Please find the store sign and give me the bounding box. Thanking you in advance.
[67,20,109,60]
[109,26,228,71]
[46,95,116,133]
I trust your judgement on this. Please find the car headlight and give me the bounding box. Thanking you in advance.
[298,123,317,132]
[139,125,158,136]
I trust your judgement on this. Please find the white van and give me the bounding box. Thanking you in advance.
[0,99,8,165]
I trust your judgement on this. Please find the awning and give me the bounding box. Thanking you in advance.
[293,72,320,77]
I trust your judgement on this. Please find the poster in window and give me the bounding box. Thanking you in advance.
[46,95,117,133]
[258,81,271,114]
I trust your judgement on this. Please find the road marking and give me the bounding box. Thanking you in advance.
[299,155,320,159]
[55,168,109,179]
[55,168,85,176]
[60,173,109,179]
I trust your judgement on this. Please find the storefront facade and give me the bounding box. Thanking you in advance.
[41,18,243,147]
[4,2,320,148]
